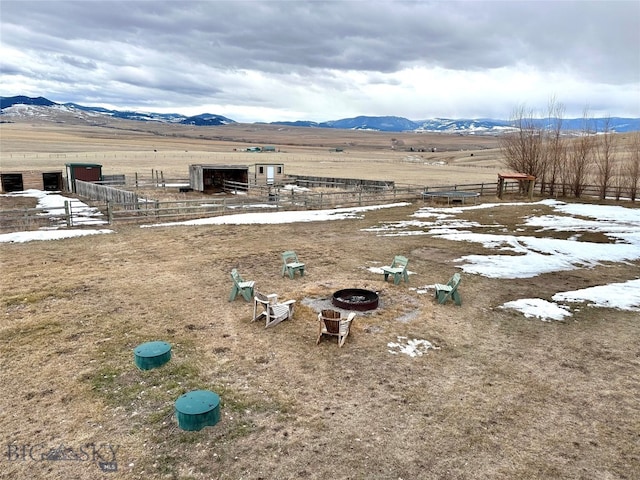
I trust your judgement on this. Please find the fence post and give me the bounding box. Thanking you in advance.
[64,201,72,227]
[107,201,113,224]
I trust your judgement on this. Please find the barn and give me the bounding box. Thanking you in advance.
[0,170,64,193]
[189,163,287,193]
[189,164,250,193]
[65,163,103,192]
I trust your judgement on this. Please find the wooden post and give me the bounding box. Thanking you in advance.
[64,201,72,227]
[107,201,113,224]
[527,178,535,200]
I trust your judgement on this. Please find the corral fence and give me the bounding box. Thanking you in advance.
[75,180,139,206]
[103,185,421,224]
[286,174,394,191]
[1,179,637,232]
[0,200,83,231]
[95,171,190,189]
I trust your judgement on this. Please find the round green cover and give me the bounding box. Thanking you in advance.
[134,341,171,370]
[175,390,221,431]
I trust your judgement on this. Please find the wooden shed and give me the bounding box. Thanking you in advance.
[0,170,64,193]
[253,163,285,186]
[189,164,249,193]
[65,163,102,192]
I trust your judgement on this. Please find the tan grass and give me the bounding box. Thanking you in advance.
[1,120,639,480]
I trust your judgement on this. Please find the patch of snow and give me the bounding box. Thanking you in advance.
[499,298,572,321]
[388,336,439,357]
[0,229,113,243]
[142,203,410,227]
[552,279,640,312]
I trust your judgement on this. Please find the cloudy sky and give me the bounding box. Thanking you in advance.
[1,0,639,122]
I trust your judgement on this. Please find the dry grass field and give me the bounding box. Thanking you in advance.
[1,118,639,480]
[0,117,503,186]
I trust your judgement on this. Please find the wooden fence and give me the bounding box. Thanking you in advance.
[1,180,637,232]
[76,180,139,205]
[100,180,556,224]
[104,187,420,224]
[0,201,77,231]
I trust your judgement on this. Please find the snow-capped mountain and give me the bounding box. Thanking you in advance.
[2,96,638,133]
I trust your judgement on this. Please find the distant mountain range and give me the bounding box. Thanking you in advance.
[2,95,639,133]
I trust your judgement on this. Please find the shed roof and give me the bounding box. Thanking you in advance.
[191,164,249,169]
[65,163,102,167]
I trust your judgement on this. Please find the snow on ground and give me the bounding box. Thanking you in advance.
[141,202,410,227]
[1,191,638,322]
[1,228,114,243]
[0,190,112,243]
[552,279,640,312]
[388,336,440,357]
[363,198,640,320]
[499,298,573,322]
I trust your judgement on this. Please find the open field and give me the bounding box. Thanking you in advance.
[0,119,504,187]
[1,120,639,479]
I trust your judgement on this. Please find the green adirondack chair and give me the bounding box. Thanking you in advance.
[281,251,305,279]
[229,268,255,302]
[382,255,409,285]
[435,272,462,306]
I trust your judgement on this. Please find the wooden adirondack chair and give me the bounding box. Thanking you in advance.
[381,255,409,285]
[316,309,356,347]
[281,250,305,279]
[229,268,255,302]
[435,272,462,306]
[252,292,296,328]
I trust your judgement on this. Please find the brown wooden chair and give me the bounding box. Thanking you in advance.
[316,309,356,347]
[252,292,296,328]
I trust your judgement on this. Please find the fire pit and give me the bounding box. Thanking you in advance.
[332,288,379,311]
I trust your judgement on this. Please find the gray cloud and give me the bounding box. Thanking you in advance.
[1,0,638,121]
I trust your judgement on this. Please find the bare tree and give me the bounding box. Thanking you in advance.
[499,105,545,184]
[611,161,625,200]
[567,109,596,198]
[624,131,640,201]
[594,117,616,200]
[543,98,567,196]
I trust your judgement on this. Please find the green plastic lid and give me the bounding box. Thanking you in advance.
[175,390,221,431]
[134,341,171,370]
